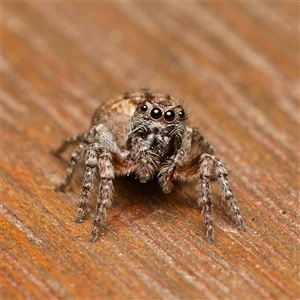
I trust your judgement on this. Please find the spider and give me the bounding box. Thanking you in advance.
[54,89,246,243]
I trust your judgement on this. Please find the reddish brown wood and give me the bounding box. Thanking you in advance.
[2,2,299,299]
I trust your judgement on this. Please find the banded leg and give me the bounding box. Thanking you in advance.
[75,146,98,223]
[89,152,114,242]
[53,133,85,157]
[211,156,246,231]
[198,155,215,243]
[199,154,246,242]
[192,128,214,155]
[55,143,86,192]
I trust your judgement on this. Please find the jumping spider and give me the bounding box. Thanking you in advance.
[54,89,246,243]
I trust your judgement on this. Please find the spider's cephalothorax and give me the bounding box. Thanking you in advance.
[54,89,246,243]
[126,99,187,184]
[128,100,186,160]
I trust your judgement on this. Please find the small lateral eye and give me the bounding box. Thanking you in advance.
[164,110,175,122]
[178,110,185,119]
[150,108,162,119]
[141,104,148,112]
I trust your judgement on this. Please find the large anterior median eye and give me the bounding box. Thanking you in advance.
[164,110,175,122]
[150,108,162,119]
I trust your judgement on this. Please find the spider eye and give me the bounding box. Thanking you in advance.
[150,108,162,119]
[141,104,148,112]
[178,110,185,119]
[164,110,175,122]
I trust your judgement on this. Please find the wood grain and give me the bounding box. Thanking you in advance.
[2,2,299,299]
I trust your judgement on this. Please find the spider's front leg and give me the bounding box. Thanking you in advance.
[131,137,158,183]
[158,149,187,193]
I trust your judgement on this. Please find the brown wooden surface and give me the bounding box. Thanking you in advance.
[1,2,299,300]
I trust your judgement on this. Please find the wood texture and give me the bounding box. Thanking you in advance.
[2,2,299,299]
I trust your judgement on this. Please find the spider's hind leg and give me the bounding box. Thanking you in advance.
[198,154,246,243]
[198,155,215,243]
[55,142,86,192]
[174,153,246,243]
[211,155,246,232]
[192,127,214,156]
[53,133,85,157]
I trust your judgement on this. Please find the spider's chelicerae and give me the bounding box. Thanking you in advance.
[54,89,246,243]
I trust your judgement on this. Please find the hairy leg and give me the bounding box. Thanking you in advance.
[53,133,85,157]
[158,149,187,193]
[192,127,214,155]
[55,124,115,192]
[55,142,87,192]
[210,155,246,231]
[164,153,246,243]
[198,155,215,243]
[199,154,246,242]
[89,152,114,242]
[75,145,98,223]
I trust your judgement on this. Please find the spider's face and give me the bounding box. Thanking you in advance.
[128,100,187,161]
[135,100,186,125]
